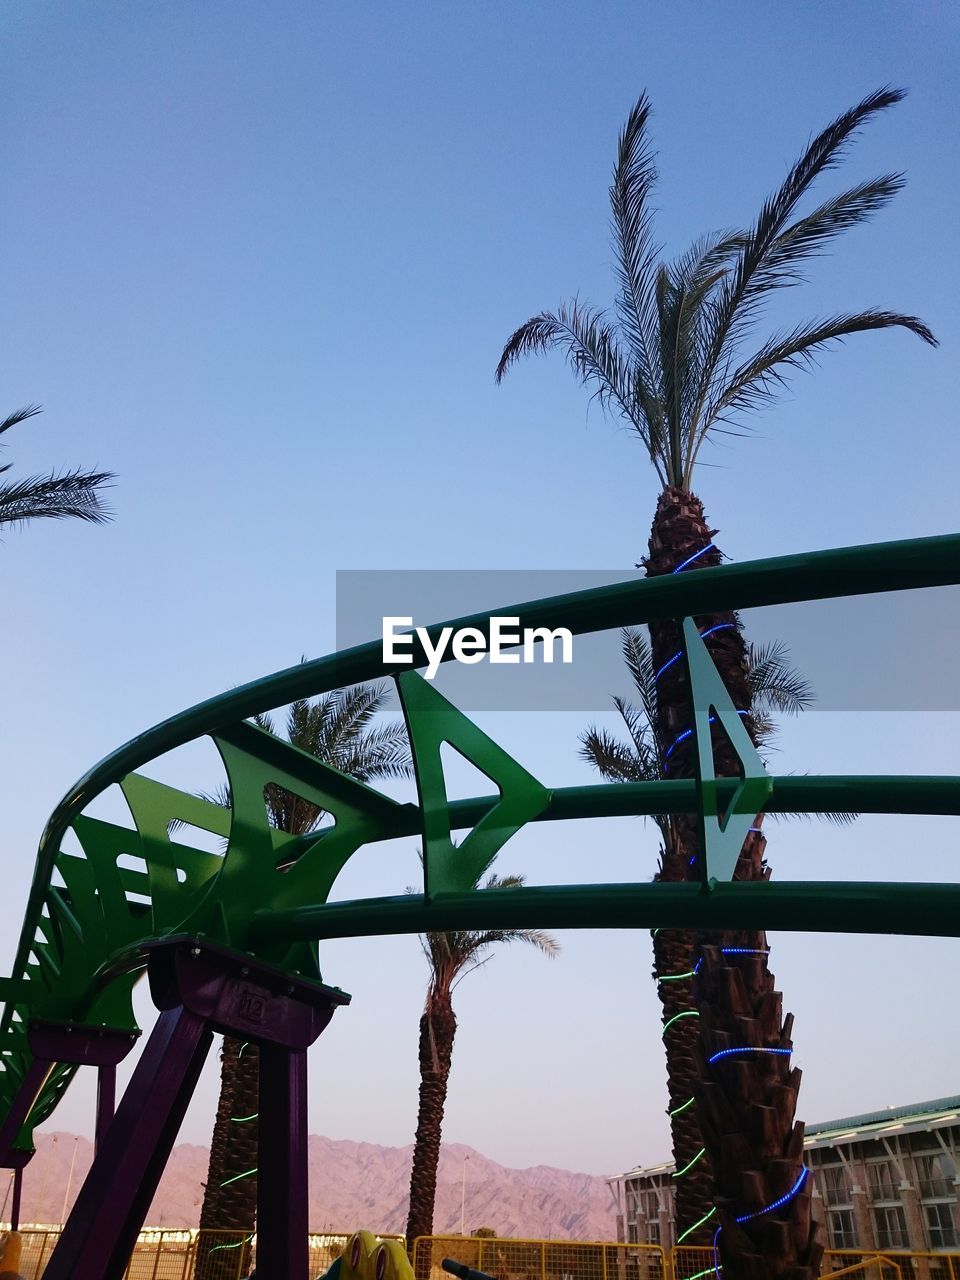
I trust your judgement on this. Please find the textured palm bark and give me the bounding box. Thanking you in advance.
[195,1036,260,1280]
[644,487,821,1277]
[651,926,715,1237]
[406,996,457,1266]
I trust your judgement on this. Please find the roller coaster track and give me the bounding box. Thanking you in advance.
[2,532,958,1161]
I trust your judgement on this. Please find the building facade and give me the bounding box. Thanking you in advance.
[610,1096,960,1256]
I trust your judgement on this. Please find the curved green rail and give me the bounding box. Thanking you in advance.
[1,531,958,1152]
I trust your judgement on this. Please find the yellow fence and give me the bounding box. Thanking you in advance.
[9,1228,403,1279]
[7,1228,960,1279]
[415,1237,960,1280]
[824,1254,960,1280]
[413,1234,669,1280]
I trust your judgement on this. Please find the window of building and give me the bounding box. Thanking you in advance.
[828,1209,858,1250]
[873,1205,908,1250]
[926,1202,960,1250]
[917,1151,958,1200]
[822,1165,851,1207]
[867,1160,900,1203]
[641,1190,660,1223]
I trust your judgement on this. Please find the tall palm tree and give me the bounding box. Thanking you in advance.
[0,405,112,530]
[405,874,558,1254]
[497,88,936,1277]
[580,629,831,1243]
[195,683,412,1280]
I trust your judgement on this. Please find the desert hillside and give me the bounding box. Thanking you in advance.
[10,1133,618,1240]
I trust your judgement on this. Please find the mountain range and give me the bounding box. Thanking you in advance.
[9,1133,618,1240]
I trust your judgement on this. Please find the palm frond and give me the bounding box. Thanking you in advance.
[619,627,659,730]
[421,870,559,996]
[0,468,114,529]
[691,87,917,460]
[747,640,815,716]
[751,174,905,293]
[725,87,906,319]
[612,696,661,774]
[332,722,413,781]
[609,93,661,404]
[496,302,655,442]
[0,405,43,438]
[579,725,654,782]
[318,681,395,754]
[705,309,937,430]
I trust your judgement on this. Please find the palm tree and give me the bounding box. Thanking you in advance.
[497,88,936,1277]
[1,405,112,530]
[195,683,412,1280]
[405,874,558,1254]
[580,629,828,1242]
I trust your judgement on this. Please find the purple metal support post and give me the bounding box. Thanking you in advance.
[10,1165,23,1231]
[258,1043,310,1280]
[95,1062,116,1153]
[41,1004,212,1280]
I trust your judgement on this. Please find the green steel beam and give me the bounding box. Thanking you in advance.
[270,775,960,859]
[250,880,960,943]
[7,531,960,1039]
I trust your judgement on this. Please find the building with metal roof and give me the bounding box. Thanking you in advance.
[609,1097,960,1256]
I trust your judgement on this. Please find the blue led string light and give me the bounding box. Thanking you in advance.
[710,1169,809,1275]
[672,543,717,574]
[664,711,751,763]
[707,1046,792,1065]
[735,1168,808,1223]
[654,622,736,683]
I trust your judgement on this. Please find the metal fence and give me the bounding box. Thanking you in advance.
[412,1234,669,1280]
[7,1228,403,1279]
[6,1228,960,1280]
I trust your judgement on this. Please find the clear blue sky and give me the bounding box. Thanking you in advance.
[2,1,959,1180]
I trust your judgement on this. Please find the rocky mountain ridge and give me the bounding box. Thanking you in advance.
[9,1133,617,1240]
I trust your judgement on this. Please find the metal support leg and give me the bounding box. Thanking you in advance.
[10,1165,22,1231]
[42,1004,212,1280]
[0,1058,51,1157]
[95,1062,116,1153]
[257,1043,310,1280]
[41,939,348,1280]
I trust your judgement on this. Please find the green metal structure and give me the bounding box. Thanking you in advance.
[0,532,957,1272]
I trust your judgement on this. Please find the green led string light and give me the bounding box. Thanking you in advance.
[672,1148,706,1179]
[662,1010,699,1037]
[658,968,698,983]
[221,1167,258,1188]
[677,1206,717,1244]
[669,1096,695,1119]
[209,1234,254,1256]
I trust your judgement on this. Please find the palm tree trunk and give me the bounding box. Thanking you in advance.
[406,993,457,1261]
[652,926,715,1240]
[644,487,821,1277]
[195,1036,260,1280]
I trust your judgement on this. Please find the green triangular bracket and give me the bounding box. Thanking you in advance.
[680,616,772,887]
[396,671,550,898]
